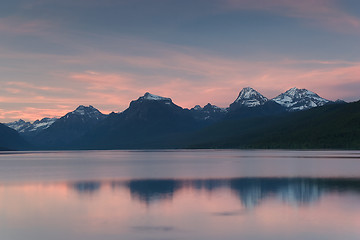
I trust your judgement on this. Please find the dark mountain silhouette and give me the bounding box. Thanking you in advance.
[3,88,359,150]
[190,103,227,123]
[31,105,106,149]
[188,100,359,149]
[77,92,199,149]
[0,123,30,150]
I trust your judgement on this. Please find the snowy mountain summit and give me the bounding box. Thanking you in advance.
[272,87,330,111]
[68,105,105,120]
[31,118,57,131]
[139,92,172,102]
[233,87,268,107]
[5,119,31,133]
[5,118,57,135]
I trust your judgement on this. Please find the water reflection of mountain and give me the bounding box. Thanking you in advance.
[70,178,360,208]
[70,181,101,194]
[125,179,182,204]
[229,178,323,208]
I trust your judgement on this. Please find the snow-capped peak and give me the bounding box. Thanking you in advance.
[5,119,30,132]
[5,117,57,133]
[272,87,330,111]
[140,92,171,101]
[65,105,104,120]
[284,87,317,98]
[30,118,57,132]
[233,87,268,107]
[73,105,97,115]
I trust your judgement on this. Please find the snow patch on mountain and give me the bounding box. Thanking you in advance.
[30,118,57,132]
[5,119,30,132]
[140,92,171,101]
[5,117,57,133]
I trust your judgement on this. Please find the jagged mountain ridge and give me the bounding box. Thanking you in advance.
[5,118,57,136]
[5,119,32,132]
[228,87,285,118]
[1,88,351,150]
[5,87,336,131]
[229,87,331,112]
[76,92,200,149]
[190,103,227,123]
[188,99,358,149]
[30,105,106,149]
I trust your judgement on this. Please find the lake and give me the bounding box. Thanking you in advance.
[1,150,360,240]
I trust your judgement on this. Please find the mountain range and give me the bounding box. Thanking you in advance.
[2,87,358,150]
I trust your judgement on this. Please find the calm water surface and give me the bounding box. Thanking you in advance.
[0,150,360,240]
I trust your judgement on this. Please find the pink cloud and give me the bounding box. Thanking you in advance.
[5,81,72,93]
[0,107,68,122]
[5,88,21,94]
[70,71,134,91]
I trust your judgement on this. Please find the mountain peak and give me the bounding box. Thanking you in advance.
[16,119,26,124]
[283,87,316,98]
[140,92,172,101]
[191,103,227,112]
[5,117,57,134]
[233,87,268,107]
[72,105,99,115]
[335,99,346,104]
[192,105,202,111]
[273,87,329,111]
[75,104,95,110]
[63,105,105,121]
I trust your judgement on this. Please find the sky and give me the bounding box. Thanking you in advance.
[1,0,360,122]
